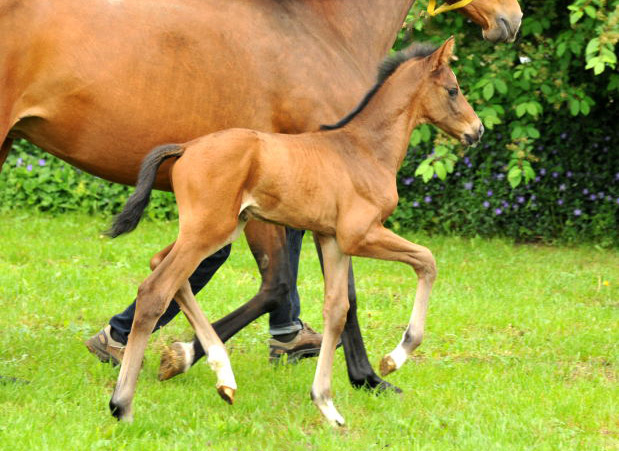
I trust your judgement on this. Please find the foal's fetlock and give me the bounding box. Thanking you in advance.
[311,390,345,427]
[158,342,192,381]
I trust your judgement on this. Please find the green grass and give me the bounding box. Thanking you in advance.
[0,210,617,450]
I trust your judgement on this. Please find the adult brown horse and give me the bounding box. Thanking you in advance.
[0,0,522,390]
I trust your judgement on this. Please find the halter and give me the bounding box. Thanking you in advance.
[427,0,475,16]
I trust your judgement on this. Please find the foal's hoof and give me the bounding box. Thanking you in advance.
[158,342,189,381]
[379,355,397,377]
[217,385,235,405]
[109,399,133,422]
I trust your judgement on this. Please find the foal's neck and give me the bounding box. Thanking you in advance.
[340,65,426,174]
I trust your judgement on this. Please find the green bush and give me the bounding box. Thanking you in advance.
[1,1,617,246]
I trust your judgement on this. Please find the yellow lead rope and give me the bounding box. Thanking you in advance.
[427,0,475,16]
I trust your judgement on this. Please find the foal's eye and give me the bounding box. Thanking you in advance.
[447,87,458,98]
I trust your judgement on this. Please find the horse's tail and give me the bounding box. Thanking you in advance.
[106,143,185,238]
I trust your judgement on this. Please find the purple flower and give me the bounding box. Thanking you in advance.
[589,194,597,201]
[583,188,589,195]
[38,159,46,166]
[413,201,420,207]
[402,177,414,186]
[464,157,471,165]
[559,183,566,191]
[483,201,490,208]
[573,209,582,217]
[552,172,559,178]
[557,199,564,206]
[487,190,493,197]
[464,182,473,190]
[534,176,541,183]
[26,164,32,172]
[501,200,509,208]
[424,196,432,203]
[615,172,619,181]
[16,157,23,167]
[560,132,568,140]
[517,196,525,204]
[496,173,505,181]
[531,194,536,201]
[539,168,546,176]
[494,208,503,215]
[566,171,573,178]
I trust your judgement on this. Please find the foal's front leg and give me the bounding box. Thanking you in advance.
[311,234,350,426]
[343,224,436,377]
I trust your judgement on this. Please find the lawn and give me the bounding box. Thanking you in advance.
[0,211,617,450]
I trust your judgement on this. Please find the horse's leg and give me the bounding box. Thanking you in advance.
[310,234,350,427]
[110,221,239,421]
[342,224,436,377]
[158,220,290,380]
[174,280,236,403]
[312,235,401,393]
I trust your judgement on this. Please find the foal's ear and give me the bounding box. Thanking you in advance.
[430,36,455,72]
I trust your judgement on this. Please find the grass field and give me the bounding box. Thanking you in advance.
[0,211,617,450]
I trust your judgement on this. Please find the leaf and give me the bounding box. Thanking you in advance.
[508,167,522,188]
[434,161,447,180]
[483,83,495,100]
[516,103,527,117]
[569,98,580,116]
[580,100,590,115]
[494,79,508,95]
[422,166,434,183]
[414,160,430,176]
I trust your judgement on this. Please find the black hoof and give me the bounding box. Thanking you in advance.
[109,399,125,421]
[351,374,403,394]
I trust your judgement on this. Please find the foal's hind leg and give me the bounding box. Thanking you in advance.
[311,234,350,426]
[341,224,436,377]
[158,221,290,379]
[110,228,238,421]
[149,244,236,401]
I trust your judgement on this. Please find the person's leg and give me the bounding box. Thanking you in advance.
[267,228,303,336]
[268,228,327,362]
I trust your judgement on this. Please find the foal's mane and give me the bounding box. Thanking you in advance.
[320,43,439,131]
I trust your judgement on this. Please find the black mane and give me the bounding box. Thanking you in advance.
[320,43,438,131]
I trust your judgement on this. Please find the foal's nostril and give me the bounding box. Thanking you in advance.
[464,134,474,146]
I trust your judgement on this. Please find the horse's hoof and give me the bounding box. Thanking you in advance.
[379,355,397,377]
[109,399,133,422]
[217,385,235,405]
[158,342,189,381]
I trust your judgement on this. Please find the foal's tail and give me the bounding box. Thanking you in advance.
[106,144,185,238]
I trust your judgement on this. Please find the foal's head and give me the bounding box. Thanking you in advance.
[411,37,483,146]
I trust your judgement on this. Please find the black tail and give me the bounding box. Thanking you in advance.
[106,144,185,238]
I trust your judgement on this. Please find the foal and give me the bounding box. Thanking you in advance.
[108,37,483,425]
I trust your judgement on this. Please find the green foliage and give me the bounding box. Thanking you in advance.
[0,140,178,220]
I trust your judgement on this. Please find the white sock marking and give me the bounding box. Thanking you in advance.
[207,345,237,389]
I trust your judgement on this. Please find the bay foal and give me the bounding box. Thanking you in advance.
[108,37,483,425]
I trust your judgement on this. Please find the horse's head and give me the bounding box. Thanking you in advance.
[457,0,523,43]
[418,37,483,147]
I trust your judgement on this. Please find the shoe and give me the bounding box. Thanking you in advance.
[85,325,125,366]
[269,322,340,363]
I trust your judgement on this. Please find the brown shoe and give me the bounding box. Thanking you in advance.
[269,322,340,363]
[85,325,125,366]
